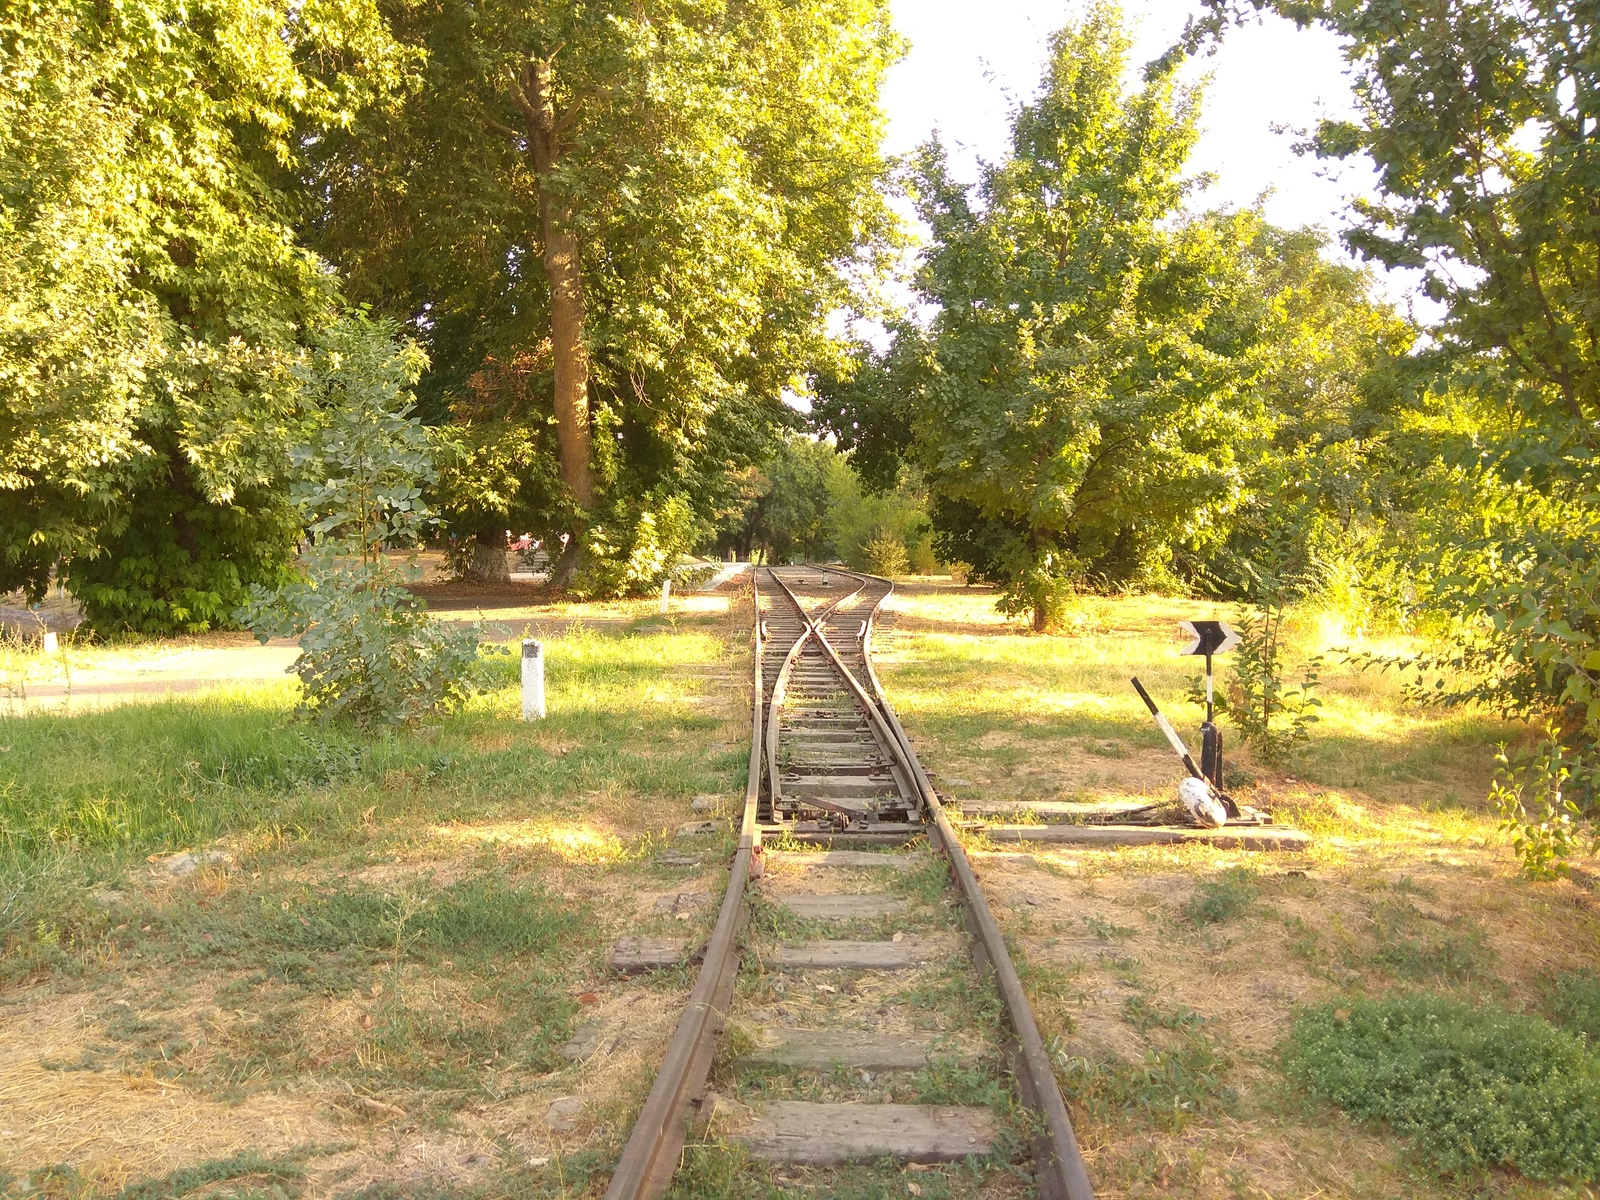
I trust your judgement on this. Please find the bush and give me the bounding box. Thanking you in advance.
[247,549,484,728]
[240,317,489,727]
[64,460,301,636]
[570,493,699,599]
[861,527,909,576]
[1286,994,1600,1180]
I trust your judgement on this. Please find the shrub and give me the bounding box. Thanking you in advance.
[1491,727,1589,879]
[569,493,700,599]
[247,548,484,728]
[1286,994,1600,1180]
[861,526,909,576]
[1183,868,1258,926]
[240,317,489,727]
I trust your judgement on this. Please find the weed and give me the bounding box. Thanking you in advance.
[1057,996,1233,1130]
[1080,914,1135,940]
[111,1149,313,1200]
[1183,868,1258,926]
[1366,901,1491,983]
[1544,968,1600,1042]
[1286,994,1600,1180]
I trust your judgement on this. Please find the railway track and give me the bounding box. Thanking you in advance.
[604,566,1094,1199]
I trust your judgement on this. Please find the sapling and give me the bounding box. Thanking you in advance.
[240,317,493,727]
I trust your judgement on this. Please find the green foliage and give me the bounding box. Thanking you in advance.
[1544,969,1600,1043]
[715,435,844,563]
[1192,0,1600,431]
[313,0,903,559]
[1353,488,1600,872]
[62,469,303,635]
[1183,867,1258,926]
[1286,995,1600,1180]
[241,318,487,728]
[1227,606,1322,768]
[1491,727,1589,879]
[860,528,909,577]
[827,463,931,574]
[1180,0,1600,867]
[0,0,409,622]
[571,493,701,599]
[856,6,1403,631]
[1196,542,1323,766]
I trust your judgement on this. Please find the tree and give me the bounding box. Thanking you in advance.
[893,6,1284,629]
[311,0,902,586]
[0,0,408,632]
[241,316,486,727]
[1181,226,1416,601]
[1180,0,1600,870]
[1189,0,1600,435]
[716,435,843,563]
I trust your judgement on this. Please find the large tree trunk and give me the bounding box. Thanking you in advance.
[514,56,594,510]
[548,534,584,587]
[467,528,511,584]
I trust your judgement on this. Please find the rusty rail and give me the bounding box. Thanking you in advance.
[603,565,1094,1200]
[602,569,860,1199]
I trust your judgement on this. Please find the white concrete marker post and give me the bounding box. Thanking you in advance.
[521,638,546,721]
[659,577,672,615]
[41,631,58,655]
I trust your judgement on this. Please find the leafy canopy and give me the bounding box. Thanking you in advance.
[890,6,1305,626]
[0,0,410,630]
[312,0,903,577]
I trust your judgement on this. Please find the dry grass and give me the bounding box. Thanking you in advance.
[0,587,754,1198]
[879,578,1600,1200]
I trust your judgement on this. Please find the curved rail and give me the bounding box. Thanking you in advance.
[603,571,864,1196]
[852,575,1096,1200]
[604,565,1095,1200]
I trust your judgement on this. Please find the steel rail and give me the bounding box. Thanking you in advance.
[601,569,859,1200]
[799,567,1097,1200]
[764,572,869,821]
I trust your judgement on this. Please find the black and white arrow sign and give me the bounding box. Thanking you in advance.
[1179,619,1239,657]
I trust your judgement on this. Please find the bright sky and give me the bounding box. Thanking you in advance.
[880,0,1431,316]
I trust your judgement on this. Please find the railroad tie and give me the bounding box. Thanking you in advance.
[601,566,1093,1199]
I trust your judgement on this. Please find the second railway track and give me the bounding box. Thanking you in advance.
[604,566,1095,1199]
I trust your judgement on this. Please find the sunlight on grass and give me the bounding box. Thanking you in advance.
[881,584,1517,842]
[0,621,742,860]
[433,818,635,864]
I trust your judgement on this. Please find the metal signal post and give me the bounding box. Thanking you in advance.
[1179,620,1239,794]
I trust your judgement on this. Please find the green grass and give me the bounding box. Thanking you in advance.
[0,612,749,1193]
[0,628,735,859]
[880,589,1514,817]
[1366,900,1493,984]
[1544,968,1600,1043]
[1286,994,1600,1181]
[1183,867,1259,926]
[0,627,740,972]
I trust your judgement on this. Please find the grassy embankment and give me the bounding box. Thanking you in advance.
[878,581,1600,1200]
